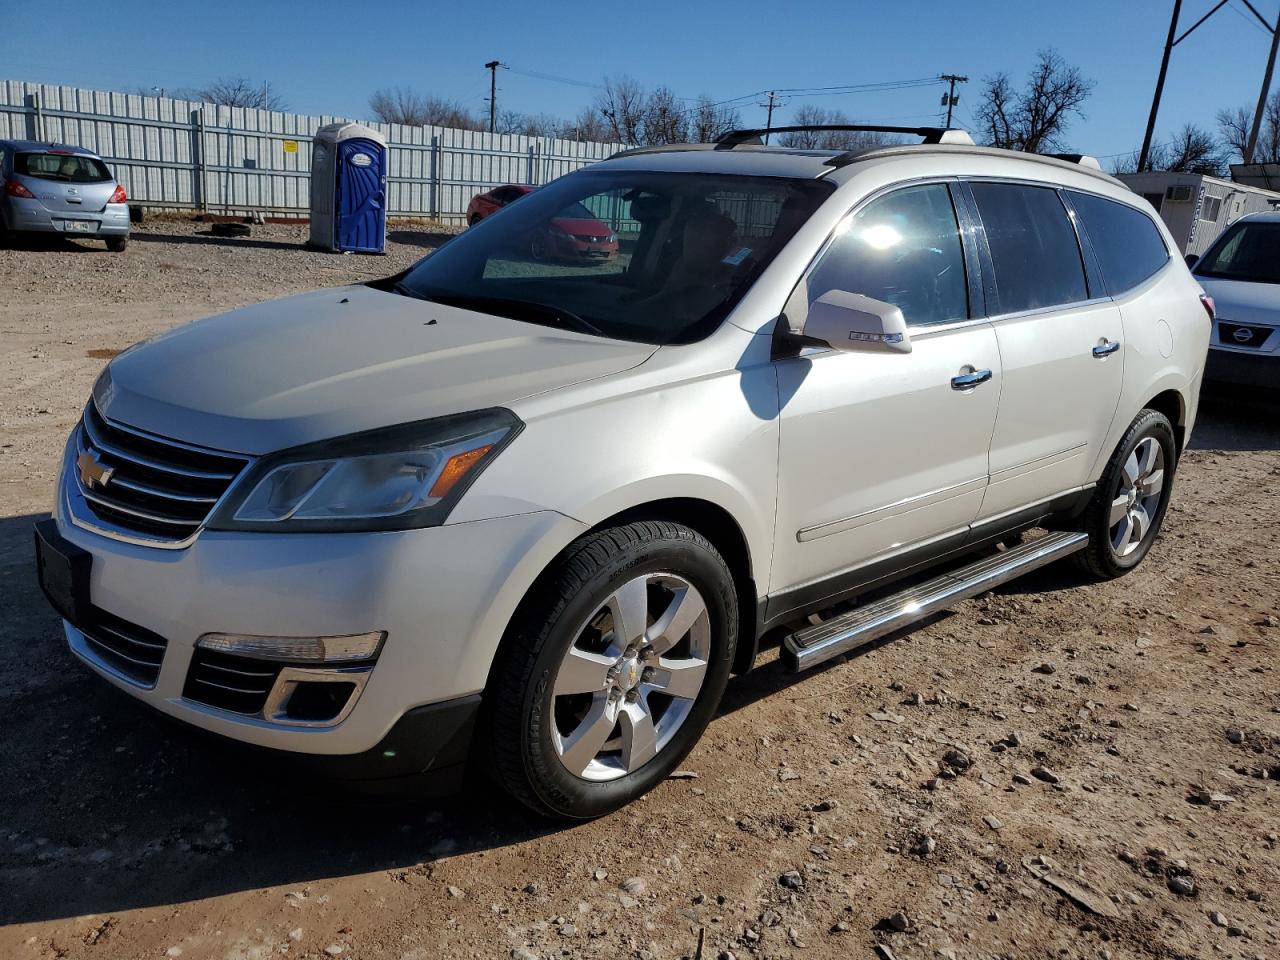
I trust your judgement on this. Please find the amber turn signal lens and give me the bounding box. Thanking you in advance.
[428,444,494,498]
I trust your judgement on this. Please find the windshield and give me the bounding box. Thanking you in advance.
[395,170,833,344]
[1195,220,1280,284]
[16,152,112,183]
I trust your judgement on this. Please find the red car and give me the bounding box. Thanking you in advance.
[529,201,619,263]
[466,183,535,225]
[467,185,619,263]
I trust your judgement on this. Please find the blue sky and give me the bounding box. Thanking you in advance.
[1,0,1274,160]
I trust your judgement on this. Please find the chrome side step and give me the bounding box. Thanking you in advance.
[780,531,1088,673]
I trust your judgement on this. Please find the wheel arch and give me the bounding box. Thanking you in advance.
[488,495,763,690]
[1142,388,1187,455]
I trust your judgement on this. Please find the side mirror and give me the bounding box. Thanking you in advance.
[1184,252,1199,269]
[801,290,911,354]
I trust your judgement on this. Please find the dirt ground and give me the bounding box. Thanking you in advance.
[0,220,1277,960]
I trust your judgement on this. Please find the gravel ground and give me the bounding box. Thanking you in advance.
[1,220,1278,960]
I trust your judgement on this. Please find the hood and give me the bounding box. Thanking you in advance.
[551,216,613,237]
[95,285,657,455]
[1197,276,1280,325]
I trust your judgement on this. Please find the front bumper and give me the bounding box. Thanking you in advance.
[1205,346,1278,389]
[48,449,586,760]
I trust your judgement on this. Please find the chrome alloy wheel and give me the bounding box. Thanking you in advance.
[1109,436,1165,557]
[550,573,710,782]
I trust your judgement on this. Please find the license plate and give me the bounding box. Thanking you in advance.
[62,219,95,234]
[34,519,91,624]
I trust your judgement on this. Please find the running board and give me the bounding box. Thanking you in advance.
[780,531,1088,673]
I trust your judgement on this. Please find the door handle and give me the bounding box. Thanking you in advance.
[1092,339,1121,358]
[951,368,993,390]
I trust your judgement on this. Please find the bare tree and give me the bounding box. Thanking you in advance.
[595,76,648,145]
[690,96,741,143]
[495,110,565,138]
[643,86,688,145]
[1113,123,1224,175]
[1218,92,1280,164]
[368,88,481,129]
[186,77,287,111]
[566,107,614,143]
[1161,124,1223,174]
[776,105,897,150]
[974,50,1094,152]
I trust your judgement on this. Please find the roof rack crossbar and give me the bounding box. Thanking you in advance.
[714,124,973,150]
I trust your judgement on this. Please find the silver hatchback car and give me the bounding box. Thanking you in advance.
[0,140,130,251]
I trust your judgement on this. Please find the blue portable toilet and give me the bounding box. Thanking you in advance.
[309,122,387,253]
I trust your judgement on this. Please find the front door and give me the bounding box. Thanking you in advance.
[964,182,1124,520]
[769,182,1001,611]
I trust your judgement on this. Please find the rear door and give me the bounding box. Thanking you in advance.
[965,181,1124,521]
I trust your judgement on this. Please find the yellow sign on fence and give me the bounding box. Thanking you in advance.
[282,140,298,154]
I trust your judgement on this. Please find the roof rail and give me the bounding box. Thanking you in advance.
[1047,153,1102,170]
[715,124,974,150]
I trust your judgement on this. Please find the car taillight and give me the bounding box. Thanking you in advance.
[107,184,127,204]
[4,178,35,199]
[1199,293,1215,321]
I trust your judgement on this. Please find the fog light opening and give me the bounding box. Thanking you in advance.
[284,680,358,723]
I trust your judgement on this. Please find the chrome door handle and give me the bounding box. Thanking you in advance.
[1092,339,1121,357]
[951,368,993,389]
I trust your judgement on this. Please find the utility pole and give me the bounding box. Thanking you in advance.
[1139,0,1183,172]
[759,91,779,144]
[484,60,501,134]
[1245,7,1280,164]
[939,74,967,128]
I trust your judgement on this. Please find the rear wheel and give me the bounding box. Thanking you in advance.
[484,521,738,819]
[105,236,128,253]
[1074,409,1177,579]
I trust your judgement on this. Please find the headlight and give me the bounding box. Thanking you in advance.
[607,234,618,244]
[207,409,521,532]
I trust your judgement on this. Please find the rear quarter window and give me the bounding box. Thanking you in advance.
[16,152,112,183]
[1067,191,1170,295]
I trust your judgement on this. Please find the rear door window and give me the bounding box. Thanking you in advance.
[16,152,113,183]
[1067,191,1170,295]
[969,182,1088,314]
[804,183,969,327]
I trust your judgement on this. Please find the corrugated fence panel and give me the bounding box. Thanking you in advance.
[0,80,620,221]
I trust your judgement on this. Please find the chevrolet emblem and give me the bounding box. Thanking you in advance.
[77,450,114,489]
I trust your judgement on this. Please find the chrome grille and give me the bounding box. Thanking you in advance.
[78,609,169,687]
[75,404,249,542]
[183,648,282,715]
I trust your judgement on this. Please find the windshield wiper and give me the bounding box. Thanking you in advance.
[412,291,606,336]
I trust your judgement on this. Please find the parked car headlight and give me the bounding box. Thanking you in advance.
[207,409,521,532]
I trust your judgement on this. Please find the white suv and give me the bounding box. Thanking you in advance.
[36,126,1210,818]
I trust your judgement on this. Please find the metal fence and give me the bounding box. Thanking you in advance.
[0,81,619,223]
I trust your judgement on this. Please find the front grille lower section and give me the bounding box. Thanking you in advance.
[74,403,249,542]
[78,608,169,687]
[183,649,282,716]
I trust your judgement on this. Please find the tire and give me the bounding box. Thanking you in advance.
[530,232,548,261]
[468,213,480,227]
[1074,409,1177,580]
[105,236,128,253]
[484,520,738,819]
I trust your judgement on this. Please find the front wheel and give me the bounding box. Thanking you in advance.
[484,521,738,819]
[1074,409,1177,579]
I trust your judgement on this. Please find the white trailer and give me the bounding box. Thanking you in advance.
[1117,172,1280,257]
